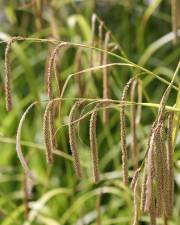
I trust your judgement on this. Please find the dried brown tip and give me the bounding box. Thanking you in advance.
[43,100,55,164]
[4,36,24,112]
[102,31,111,124]
[46,42,67,99]
[69,100,85,179]
[89,103,100,183]
[166,112,174,217]
[120,77,135,185]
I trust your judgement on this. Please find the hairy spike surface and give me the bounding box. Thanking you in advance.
[69,100,85,179]
[144,131,155,212]
[160,122,169,217]
[89,103,100,183]
[166,112,174,217]
[132,177,139,225]
[141,166,147,213]
[154,128,164,217]
[130,79,138,169]
[43,100,55,164]
[46,42,67,99]
[149,184,157,225]
[131,167,141,190]
[120,77,135,185]
[4,36,24,112]
[102,31,111,123]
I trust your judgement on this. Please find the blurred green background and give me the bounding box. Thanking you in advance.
[0,0,179,224]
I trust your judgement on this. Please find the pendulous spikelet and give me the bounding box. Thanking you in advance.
[154,126,164,217]
[120,77,135,185]
[46,42,67,99]
[160,122,169,218]
[131,167,141,190]
[149,184,157,225]
[140,166,148,213]
[43,100,55,164]
[102,31,111,123]
[132,177,139,225]
[130,79,138,169]
[166,112,174,217]
[69,100,85,179]
[4,36,24,112]
[89,103,100,183]
[144,139,154,212]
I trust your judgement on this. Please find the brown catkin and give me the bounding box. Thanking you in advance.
[46,42,67,99]
[4,36,24,112]
[89,104,100,183]
[120,77,135,185]
[130,79,138,169]
[43,100,55,164]
[167,112,174,217]
[102,31,111,123]
[69,100,85,179]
